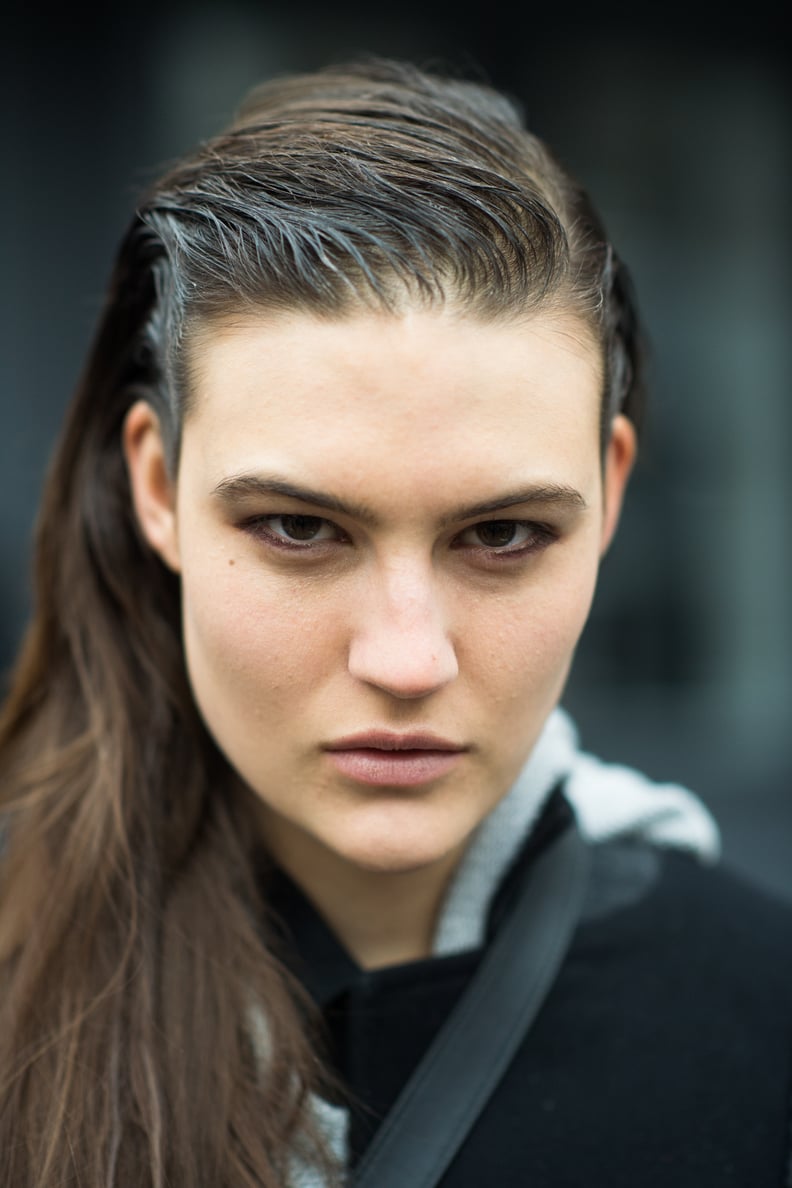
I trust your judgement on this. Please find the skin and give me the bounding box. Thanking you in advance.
[124,306,635,967]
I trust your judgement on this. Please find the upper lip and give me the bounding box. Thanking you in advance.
[325,731,466,752]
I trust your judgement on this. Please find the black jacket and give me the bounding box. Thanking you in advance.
[269,794,792,1187]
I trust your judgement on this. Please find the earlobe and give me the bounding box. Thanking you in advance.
[600,414,637,556]
[123,401,181,572]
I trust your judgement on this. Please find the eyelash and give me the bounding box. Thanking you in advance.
[241,513,558,561]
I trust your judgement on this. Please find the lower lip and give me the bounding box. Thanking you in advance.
[324,748,464,787]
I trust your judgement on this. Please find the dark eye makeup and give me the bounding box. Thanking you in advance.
[452,520,556,555]
[240,513,558,560]
[268,514,341,543]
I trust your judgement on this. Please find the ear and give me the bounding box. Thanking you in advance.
[123,400,181,572]
[600,413,637,556]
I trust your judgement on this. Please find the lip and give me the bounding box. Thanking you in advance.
[323,731,467,787]
[326,731,465,752]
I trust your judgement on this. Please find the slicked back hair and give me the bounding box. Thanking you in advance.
[130,59,644,467]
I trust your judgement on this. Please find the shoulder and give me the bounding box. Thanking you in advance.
[586,840,792,954]
[573,839,792,1035]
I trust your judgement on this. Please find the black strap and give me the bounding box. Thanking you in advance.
[352,817,590,1188]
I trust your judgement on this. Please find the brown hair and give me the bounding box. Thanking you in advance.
[0,58,645,1186]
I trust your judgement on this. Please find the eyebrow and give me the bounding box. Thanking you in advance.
[211,473,588,527]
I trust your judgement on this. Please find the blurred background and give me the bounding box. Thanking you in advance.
[2,0,789,897]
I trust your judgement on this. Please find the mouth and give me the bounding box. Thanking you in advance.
[324,731,467,787]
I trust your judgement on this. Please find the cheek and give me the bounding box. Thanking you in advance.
[179,553,343,718]
[467,559,599,701]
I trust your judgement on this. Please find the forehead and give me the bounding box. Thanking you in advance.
[180,307,604,507]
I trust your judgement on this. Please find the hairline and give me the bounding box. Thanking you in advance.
[164,290,608,481]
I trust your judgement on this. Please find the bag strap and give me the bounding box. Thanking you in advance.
[352,816,590,1188]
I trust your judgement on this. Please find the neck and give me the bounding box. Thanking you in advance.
[260,815,466,969]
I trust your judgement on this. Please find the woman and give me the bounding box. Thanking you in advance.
[0,58,790,1188]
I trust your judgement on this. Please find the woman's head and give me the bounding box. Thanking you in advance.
[114,58,640,882]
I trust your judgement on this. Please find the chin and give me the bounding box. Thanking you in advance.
[329,809,467,876]
[343,847,448,876]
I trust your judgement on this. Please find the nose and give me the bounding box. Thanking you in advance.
[347,559,459,700]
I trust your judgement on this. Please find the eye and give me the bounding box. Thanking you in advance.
[245,514,347,549]
[453,519,555,556]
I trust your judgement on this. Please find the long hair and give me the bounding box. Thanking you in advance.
[0,58,645,1186]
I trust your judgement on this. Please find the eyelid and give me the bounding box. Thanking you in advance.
[452,518,558,554]
[457,515,549,534]
[240,512,558,557]
[242,513,348,549]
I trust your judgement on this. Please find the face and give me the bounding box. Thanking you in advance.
[126,307,634,881]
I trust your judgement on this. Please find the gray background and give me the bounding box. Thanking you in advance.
[2,1,789,898]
